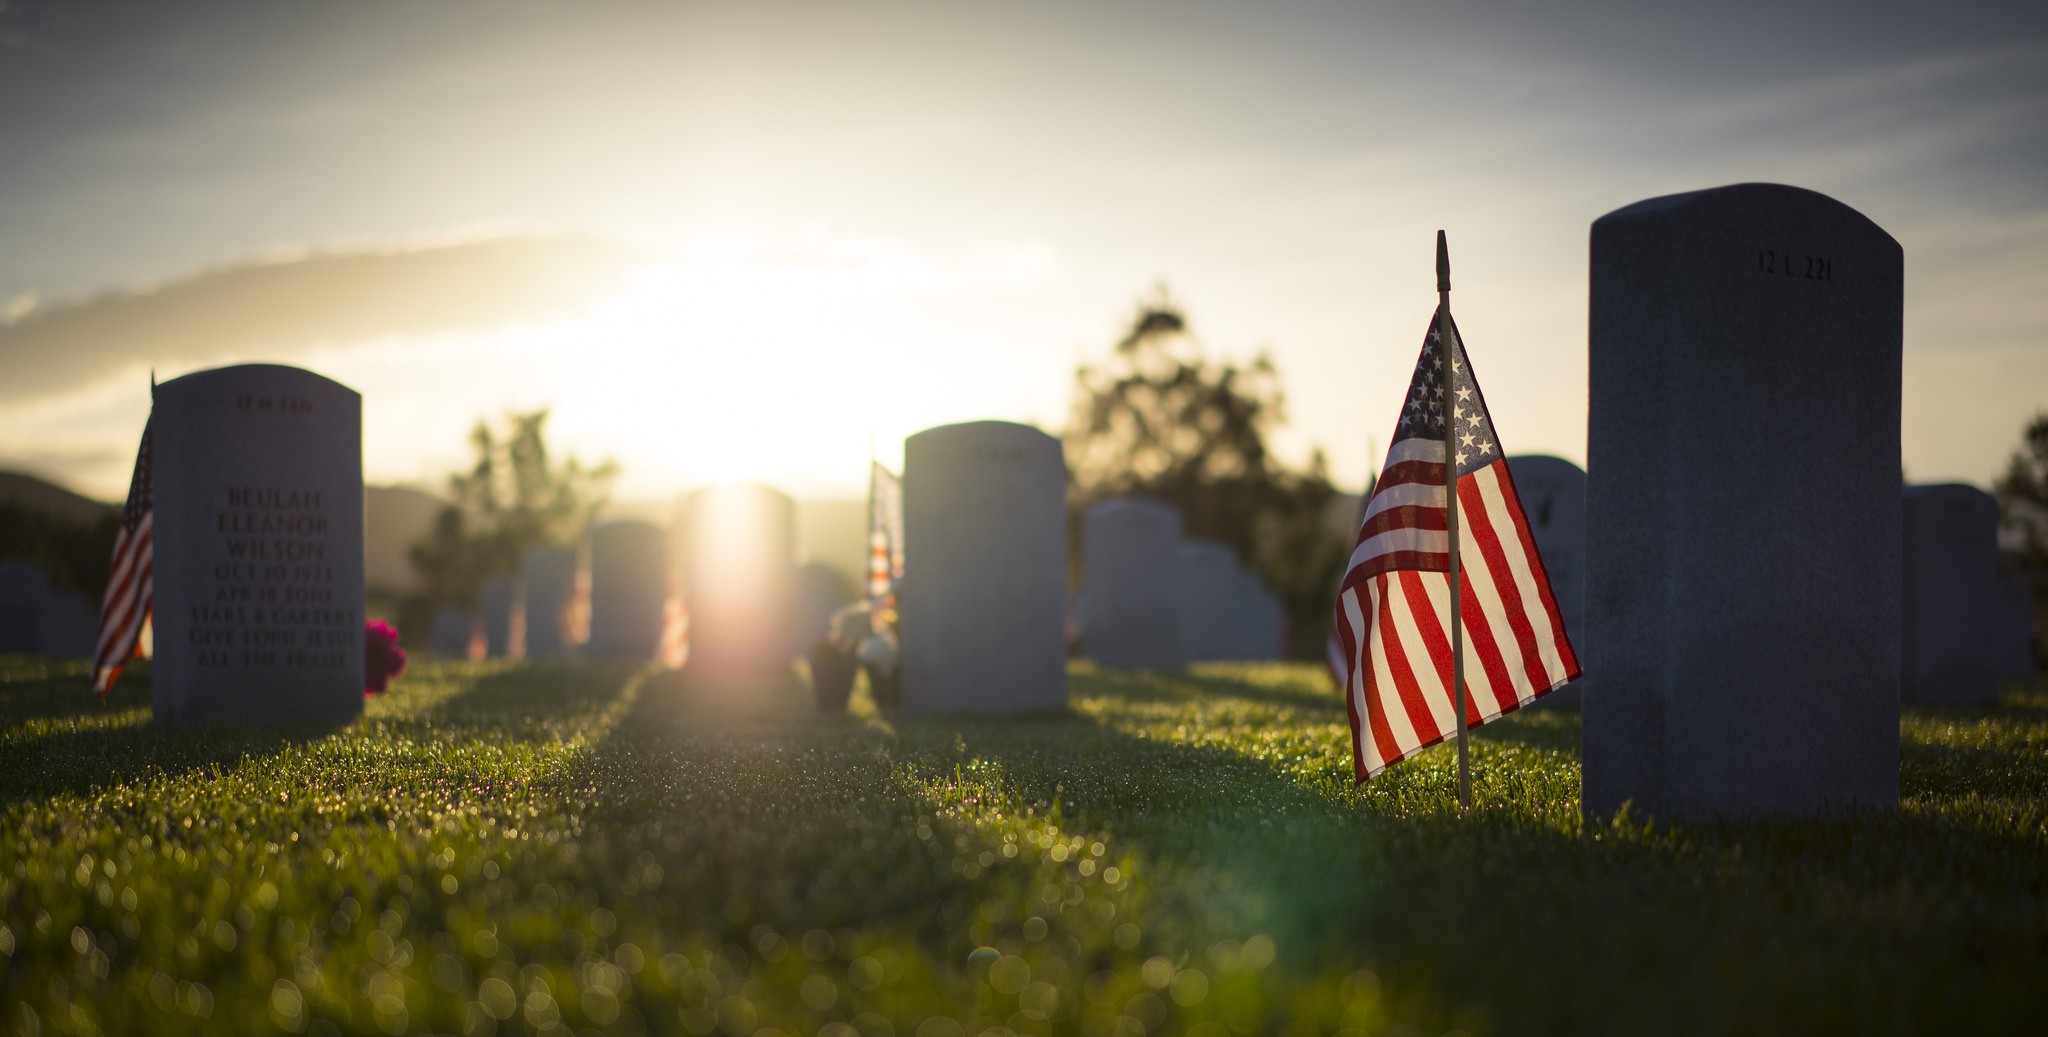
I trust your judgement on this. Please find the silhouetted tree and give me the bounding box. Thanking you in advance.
[1066,288,1349,656]
[401,410,616,643]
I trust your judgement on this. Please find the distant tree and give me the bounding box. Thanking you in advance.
[1993,411,2048,654]
[401,410,616,643]
[1066,288,1349,656]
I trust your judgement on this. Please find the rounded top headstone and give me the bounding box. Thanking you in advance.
[1594,182,1899,250]
[157,363,359,401]
[149,362,365,725]
[906,420,1061,459]
[1903,482,1995,513]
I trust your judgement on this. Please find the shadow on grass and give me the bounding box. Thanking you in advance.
[416,659,652,732]
[0,704,351,811]
[1081,663,1347,715]
[464,658,2046,1035]
[0,657,151,724]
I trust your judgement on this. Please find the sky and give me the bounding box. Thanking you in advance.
[1,0,2043,503]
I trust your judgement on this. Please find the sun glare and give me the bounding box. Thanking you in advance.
[335,230,1070,502]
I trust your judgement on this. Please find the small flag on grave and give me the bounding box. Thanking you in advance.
[1332,234,1579,793]
[867,460,905,613]
[92,417,155,700]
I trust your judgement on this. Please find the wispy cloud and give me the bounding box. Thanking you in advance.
[0,236,640,403]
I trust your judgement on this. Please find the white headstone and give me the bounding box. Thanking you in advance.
[1079,497,1186,668]
[152,364,365,725]
[0,562,51,654]
[40,590,98,658]
[1224,572,1286,661]
[478,575,519,659]
[791,561,851,654]
[1902,484,2000,703]
[1582,184,1901,819]
[1173,540,1240,663]
[682,485,796,672]
[520,546,579,660]
[587,520,668,660]
[429,607,477,658]
[900,421,1067,712]
[1995,574,2037,682]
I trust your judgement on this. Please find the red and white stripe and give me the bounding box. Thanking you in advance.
[91,512,152,698]
[1334,439,1579,780]
[867,461,904,608]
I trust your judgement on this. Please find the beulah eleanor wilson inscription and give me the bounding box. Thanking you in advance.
[188,484,356,670]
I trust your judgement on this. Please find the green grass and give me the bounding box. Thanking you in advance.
[2,657,2044,1037]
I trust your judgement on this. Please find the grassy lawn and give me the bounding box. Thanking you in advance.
[1,656,2043,1037]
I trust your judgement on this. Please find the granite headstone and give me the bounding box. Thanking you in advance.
[1507,455,1588,706]
[40,590,98,658]
[429,607,477,658]
[791,561,852,654]
[520,546,579,660]
[587,520,668,660]
[478,575,519,659]
[0,562,51,654]
[1582,183,1902,819]
[1995,574,2037,682]
[1901,484,2000,703]
[900,421,1067,712]
[1224,572,1286,661]
[1173,540,1240,663]
[1079,497,1186,668]
[682,484,796,672]
[152,364,365,725]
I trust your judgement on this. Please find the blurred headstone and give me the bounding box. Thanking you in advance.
[1507,455,1588,707]
[791,561,852,655]
[1901,484,2000,703]
[520,546,579,660]
[1995,573,2037,682]
[682,485,796,672]
[1225,572,1286,661]
[0,562,51,654]
[478,575,519,659]
[1173,540,1240,663]
[429,607,477,658]
[151,364,365,726]
[587,520,668,660]
[40,590,98,658]
[1582,183,1901,819]
[1079,497,1185,668]
[900,421,1067,712]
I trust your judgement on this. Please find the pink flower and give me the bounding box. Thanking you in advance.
[365,620,408,695]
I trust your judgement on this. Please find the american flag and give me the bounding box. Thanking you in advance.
[867,461,904,611]
[92,419,154,700]
[1333,310,1579,779]
[1327,471,1375,689]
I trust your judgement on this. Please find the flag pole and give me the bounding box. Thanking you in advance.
[1436,230,1471,810]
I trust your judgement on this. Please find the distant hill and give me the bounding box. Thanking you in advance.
[0,470,115,526]
[0,469,118,595]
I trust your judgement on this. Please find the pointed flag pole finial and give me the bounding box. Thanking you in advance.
[1436,230,1450,294]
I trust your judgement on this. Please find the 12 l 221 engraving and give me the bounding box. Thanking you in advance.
[1758,249,1832,281]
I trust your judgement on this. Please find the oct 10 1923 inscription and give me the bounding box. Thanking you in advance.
[152,365,365,726]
